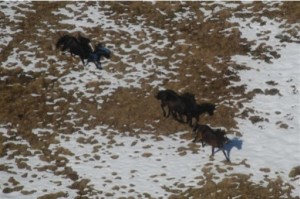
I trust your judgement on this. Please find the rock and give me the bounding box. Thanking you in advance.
[289,166,300,178]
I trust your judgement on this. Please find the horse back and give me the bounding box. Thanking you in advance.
[56,35,75,49]
[196,125,227,147]
[156,89,179,101]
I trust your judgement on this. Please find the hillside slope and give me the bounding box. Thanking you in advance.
[0,2,299,198]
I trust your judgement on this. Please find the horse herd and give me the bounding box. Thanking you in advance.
[155,89,231,162]
[55,33,231,162]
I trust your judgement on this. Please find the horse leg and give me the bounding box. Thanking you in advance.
[211,146,215,157]
[188,115,193,127]
[166,106,172,118]
[194,136,204,145]
[222,149,230,162]
[160,104,166,117]
[186,114,190,123]
[178,113,184,123]
[201,139,205,147]
[80,57,85,65]
[196,115,200,125]
[171,110,178,120]
[193,130,201,143]
[94,61,102,69]
[177,113,186,123]
[192,134,198,143]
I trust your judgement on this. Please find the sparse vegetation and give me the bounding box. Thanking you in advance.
[0,1,299,198]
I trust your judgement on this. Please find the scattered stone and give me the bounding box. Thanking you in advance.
[142,152,152,158]
[280,123,289,129]
[110,154,119,159]
[289,166,300,178]
[37,192,68,199]
[131,140,138,146]
[249,115,266,124]
[265,88,281,96]
[2,186,23,193]
[21,190,36,195]
[266,80,278,86]
[260,168,271,173]
[69,179,90,191]
[8,177,19,186]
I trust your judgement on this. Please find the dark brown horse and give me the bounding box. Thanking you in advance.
[193,124,230,161]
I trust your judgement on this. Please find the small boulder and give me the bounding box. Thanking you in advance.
[289,166,300,178]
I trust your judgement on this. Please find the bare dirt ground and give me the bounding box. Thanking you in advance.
[0,1,299,198]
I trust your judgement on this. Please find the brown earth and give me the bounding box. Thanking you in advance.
[0,1,299,198]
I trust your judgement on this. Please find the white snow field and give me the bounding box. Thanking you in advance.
[0,1,299,198]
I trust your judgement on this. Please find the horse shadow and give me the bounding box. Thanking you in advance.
[215,137,243,161]
[225,137,243,161]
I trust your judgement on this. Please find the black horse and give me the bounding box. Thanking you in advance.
[155,89,215,126]
[174,92,197,122]
[155,89,180,118]
[56,34,92,65]
[185,103,216,127]
[155,89,197,123]
[56,33,111,69]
